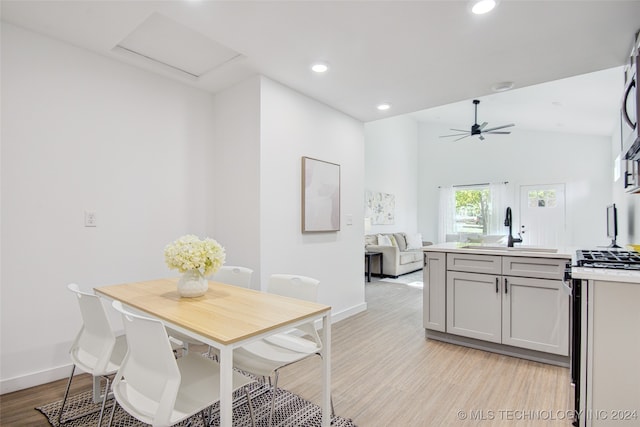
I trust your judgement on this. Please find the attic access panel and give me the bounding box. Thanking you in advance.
[114,12,242,78]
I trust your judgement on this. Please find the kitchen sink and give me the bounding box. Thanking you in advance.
[460,244,558,253]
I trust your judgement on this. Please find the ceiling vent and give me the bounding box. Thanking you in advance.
[113,13,242,79]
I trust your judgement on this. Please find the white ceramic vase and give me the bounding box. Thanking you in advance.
[177,269,208,298]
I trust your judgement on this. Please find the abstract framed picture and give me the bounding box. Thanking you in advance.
[302,156,340,232]
[365,190,395,225]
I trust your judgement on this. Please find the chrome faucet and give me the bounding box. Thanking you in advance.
[504,207,522,247]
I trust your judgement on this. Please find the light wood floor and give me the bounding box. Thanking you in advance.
[0,280,573,426]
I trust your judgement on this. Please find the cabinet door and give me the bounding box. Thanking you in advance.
[502,276,569,355]
[447,271,501,343]
[423,252,446,332]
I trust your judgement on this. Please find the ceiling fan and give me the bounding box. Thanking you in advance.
[440,99,515,141]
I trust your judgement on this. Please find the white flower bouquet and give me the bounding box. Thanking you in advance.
[164,234,226,276]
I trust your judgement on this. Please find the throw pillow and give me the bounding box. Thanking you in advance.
[365,234,377,246]
[393,233,407,251]
[377,234,392,246]
[406,233,423,250]
[388,234,398,247]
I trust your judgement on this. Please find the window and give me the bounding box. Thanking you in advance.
[527,189,557,208]
[454,187,490,235]
[439,182,508,243]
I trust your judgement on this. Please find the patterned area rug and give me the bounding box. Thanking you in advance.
[379,270,423,287]
[36,380,355,427]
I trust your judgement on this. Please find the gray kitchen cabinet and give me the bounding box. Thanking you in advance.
[446,252,502,275]
[502,256,567,280]
[502,275,569,355]
[446,271,502,343]
[423,252,446,332]
[424,251,570,360]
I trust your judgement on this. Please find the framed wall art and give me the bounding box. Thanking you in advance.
[365,190,395,225]
[302,156,340,232]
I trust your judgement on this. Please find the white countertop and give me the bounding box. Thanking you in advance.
[422,242,574,259]
[571,266,640,284]
[423,242,640,284]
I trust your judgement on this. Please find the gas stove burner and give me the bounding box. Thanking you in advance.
[576,249,640,270]
[580,262,640,270]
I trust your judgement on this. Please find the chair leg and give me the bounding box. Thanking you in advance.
[107,396,118,427]
[96,375,111,427]
[57,364,76,425]
[268,371,279,427]
[244,386,256,427]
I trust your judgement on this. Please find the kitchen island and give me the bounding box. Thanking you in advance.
[422,242,573,366]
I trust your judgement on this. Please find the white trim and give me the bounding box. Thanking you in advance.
[0,363,74,395]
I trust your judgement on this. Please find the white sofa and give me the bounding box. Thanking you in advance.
[365,232,430,278]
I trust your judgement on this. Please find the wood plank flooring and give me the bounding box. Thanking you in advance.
[278,280,573,426]
[0,280,573,426]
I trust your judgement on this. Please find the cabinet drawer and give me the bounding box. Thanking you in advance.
[447,253,502,275]
[502,256,569,280]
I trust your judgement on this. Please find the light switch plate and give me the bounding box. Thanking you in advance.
[84,211,97,227]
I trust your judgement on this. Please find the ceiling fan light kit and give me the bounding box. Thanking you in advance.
[439,99,514,142]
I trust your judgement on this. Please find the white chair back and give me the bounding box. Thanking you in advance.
[67,283,118,376]
[267,274,320,342]
[267,274,319,302]
[111,301,181,425]
[110,301,255,427]
[212,266,253,288]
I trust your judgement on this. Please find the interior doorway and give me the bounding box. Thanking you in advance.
[519,184,566,247]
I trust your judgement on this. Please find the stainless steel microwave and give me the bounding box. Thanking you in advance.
[622,31,640,161]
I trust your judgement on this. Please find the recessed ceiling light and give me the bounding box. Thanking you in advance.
[311,62,329,73]
[491,81,515,92]
[377,103,391,111]
[471,0,497,14]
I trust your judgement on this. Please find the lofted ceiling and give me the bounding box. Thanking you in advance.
[1,0,639,134]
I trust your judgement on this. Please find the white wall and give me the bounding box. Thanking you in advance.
[1,24,368,393]
[260,77,366,318]
[364,116,419,235]
[209,77,262,284]
[1,24,215,392]
[417,122,612,247]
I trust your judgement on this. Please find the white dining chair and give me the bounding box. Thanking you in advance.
[212,265,253,288]
[108,301,256,427]
[232,274,332,426]
[59,284,127,427]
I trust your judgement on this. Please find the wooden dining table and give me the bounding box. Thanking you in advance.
[95,277,332,427]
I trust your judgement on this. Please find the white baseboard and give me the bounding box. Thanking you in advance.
[331,302,367,323]
[1,302,369,395]
[1,363,73,395]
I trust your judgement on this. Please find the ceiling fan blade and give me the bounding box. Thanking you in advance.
[479,122,488,130]
[440,132,469,138]
[449,128,470,132]
[482,123,515,132]
[484,131,511,135]
[454,134,471,142]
